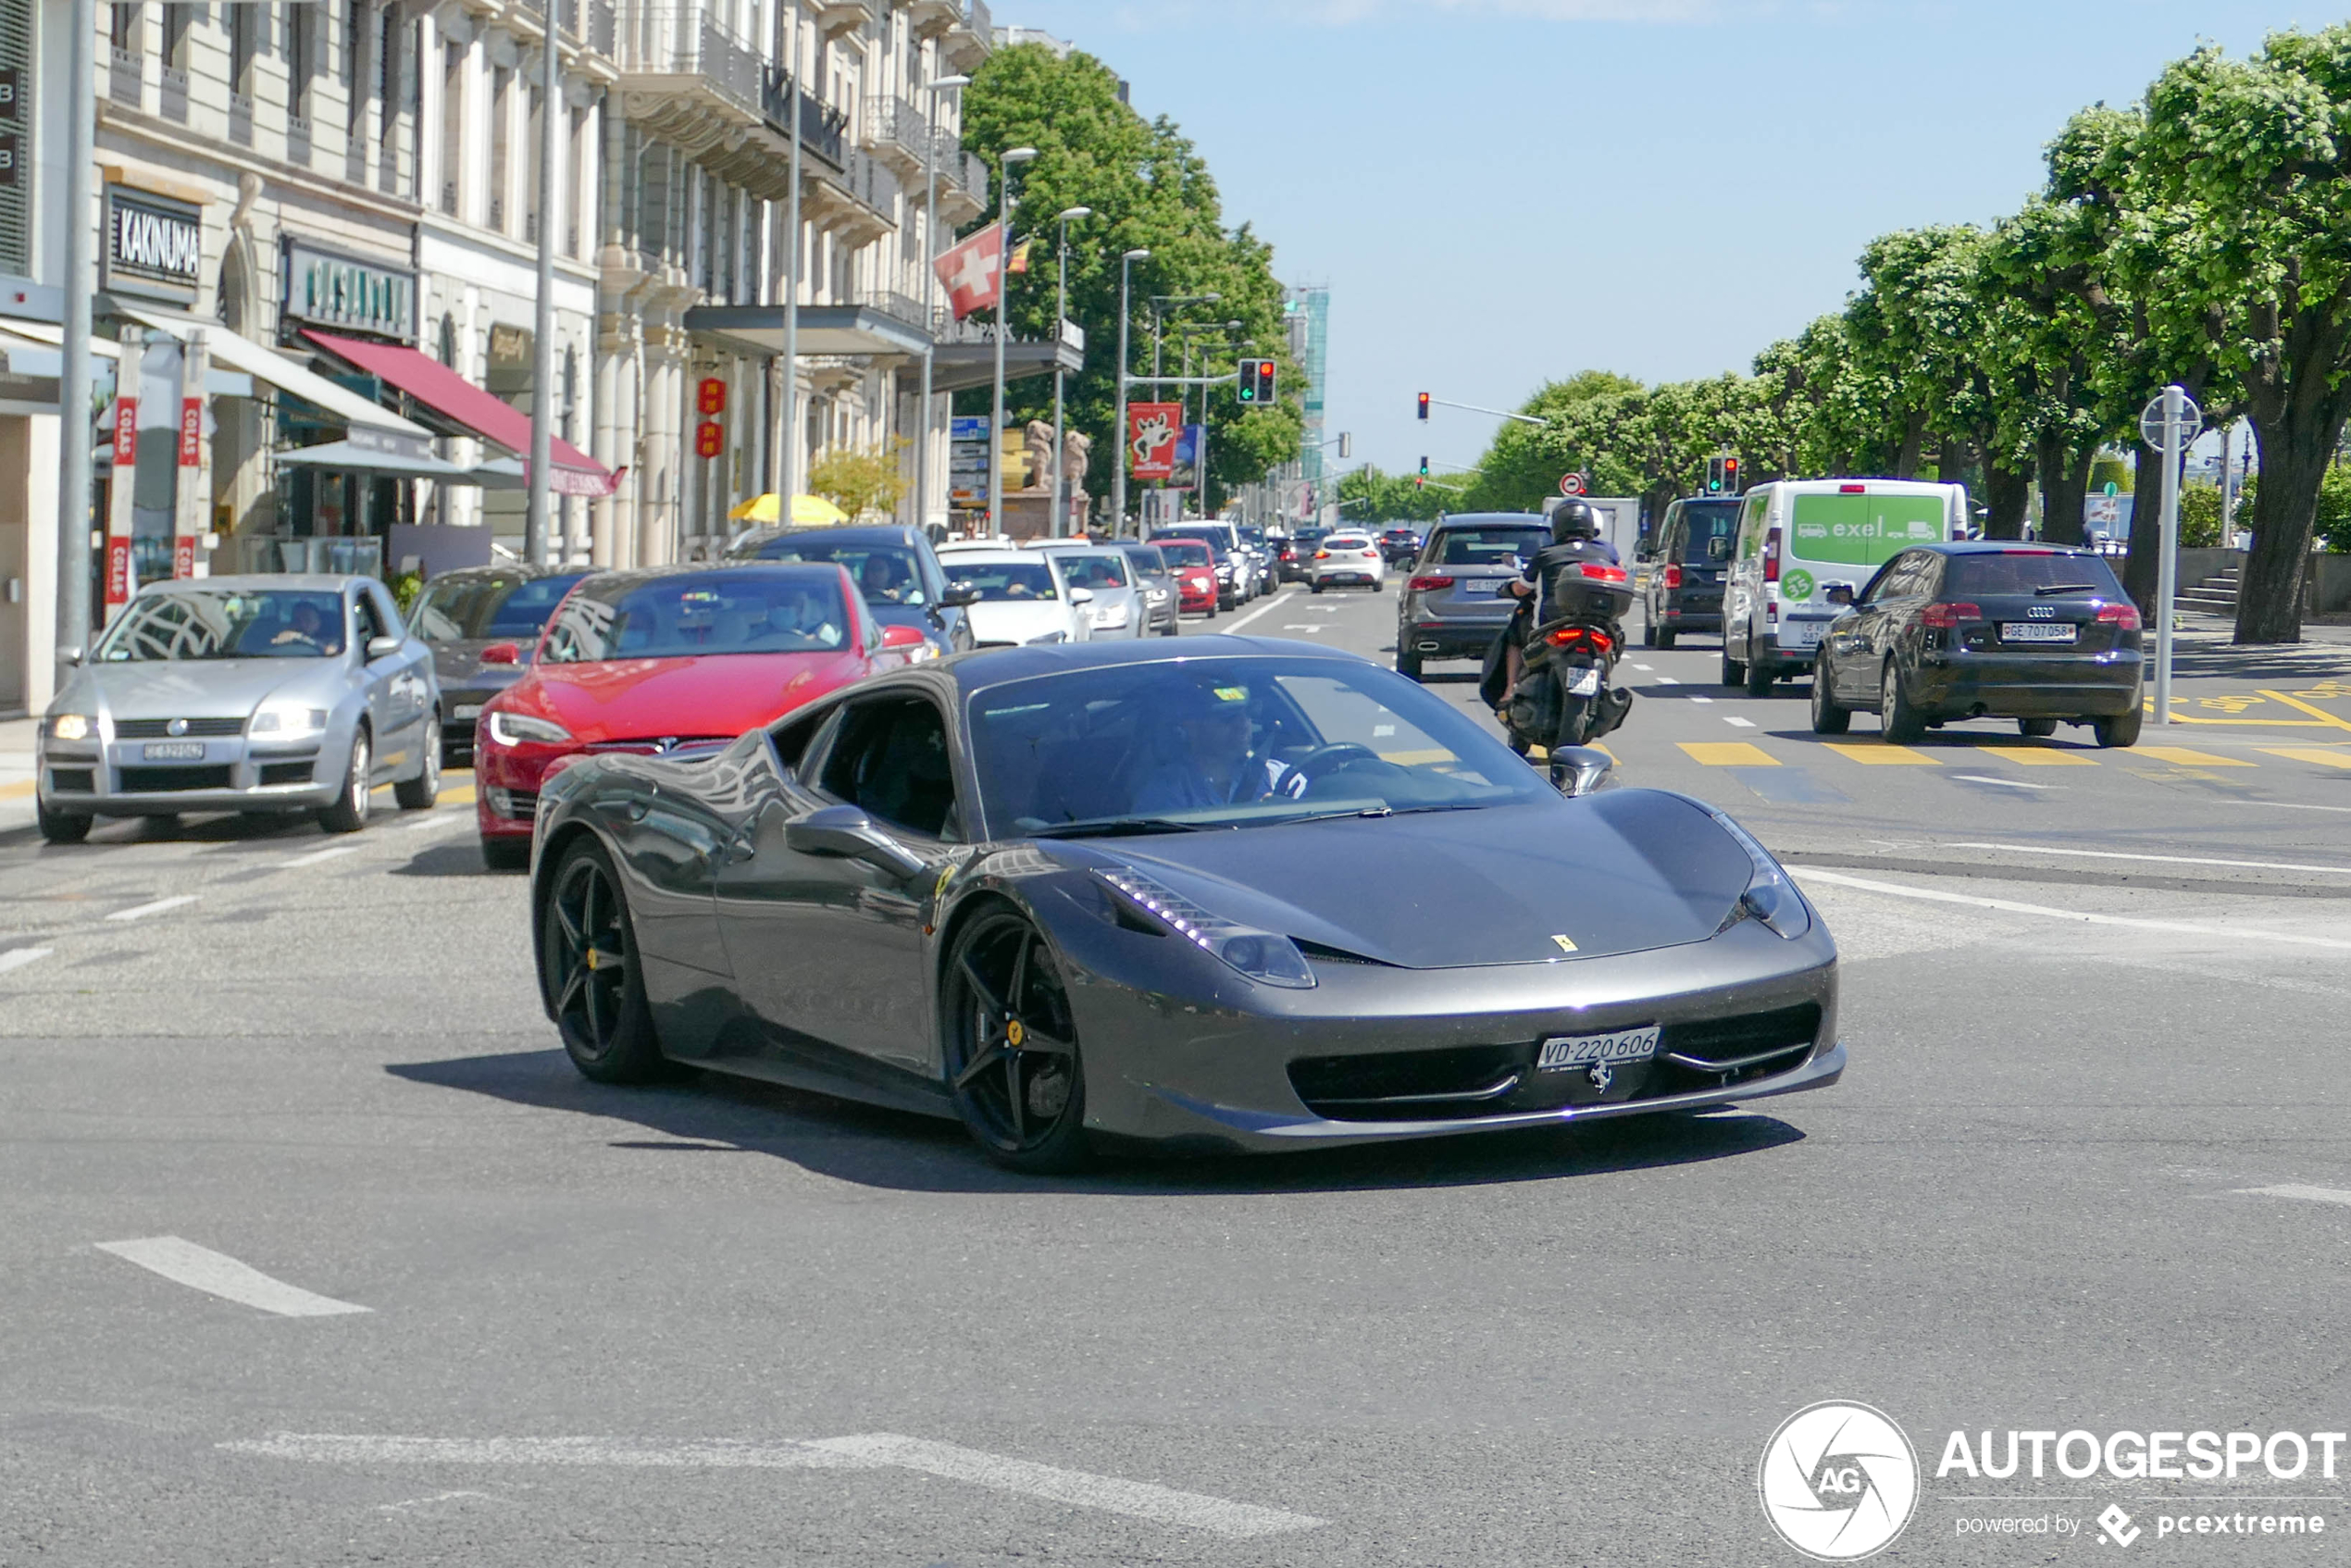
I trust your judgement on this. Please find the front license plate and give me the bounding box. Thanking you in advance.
[1566,666,1601,696]
[2001,622,2078,643]
[142,741,205,761]
[1537,1025,1661,1073]
[453,703,483,719]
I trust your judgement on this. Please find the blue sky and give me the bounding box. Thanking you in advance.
[991,1,2327,475]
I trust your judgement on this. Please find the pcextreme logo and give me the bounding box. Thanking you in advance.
[1759,1400,1922,1561]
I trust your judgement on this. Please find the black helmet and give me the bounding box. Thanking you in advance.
[1551,499,1599,542]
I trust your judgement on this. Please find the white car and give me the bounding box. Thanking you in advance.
[1025,542,1147,640]
[1309,533,1387,593]
[936,549,1094,647]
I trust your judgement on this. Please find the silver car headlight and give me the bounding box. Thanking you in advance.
[47,713,96,741]
[486,710,575,747]
[1091,604,1129,628]
[1098,867,1317,989]
[251,703,330,738]
[1707,806,1810,940]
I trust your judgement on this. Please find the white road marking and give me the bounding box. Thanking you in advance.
[1631,664,1653,672]
[1948,842,2351,877]
[2245,801,2351,814]
[94,1237,372,1317]
[1723,716,1756,728]
[1687,694,1714,704]
[105,894,198,922]
[377,1491,497,1512]
[225,1430,1327,1538]
[402,811,472,832]
[280,845,359,868]
[2238,1185,2351,1208]
[1949,774,2057,790]
[808,1433,1327,1538]
[1217,591,1298,634]
[0,946,55,976]
[1656,676,1680,685]
[1278,625,1328,633]
[1792,867,2351,952]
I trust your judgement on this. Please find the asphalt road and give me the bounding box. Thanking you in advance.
[5,588,2351,1566]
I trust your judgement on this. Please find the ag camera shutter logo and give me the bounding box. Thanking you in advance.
[1759,1400,1920,1561]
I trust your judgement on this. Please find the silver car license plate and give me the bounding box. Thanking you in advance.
[142,741,205,761]
[1537,1025,1661,1073]
[2001,622,2078,643]
[1464,579,1503,592]
[453,703,483,719]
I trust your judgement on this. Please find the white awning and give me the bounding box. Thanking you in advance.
[116,305,430,442]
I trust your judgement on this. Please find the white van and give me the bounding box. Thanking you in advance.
[1722,479,1971,694]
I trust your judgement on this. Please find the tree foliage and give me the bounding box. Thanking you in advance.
[810,439,912,520]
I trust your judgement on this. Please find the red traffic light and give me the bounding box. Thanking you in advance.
[1416,392,1430,420]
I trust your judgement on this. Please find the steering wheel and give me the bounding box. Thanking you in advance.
[1287,742,1382,789]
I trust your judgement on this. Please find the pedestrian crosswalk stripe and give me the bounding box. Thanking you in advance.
[2259,747,2351,770]
[1679,742,1779,766]
[1822,742,1940,765]
[2134,746,2254,767]
[1989,748,2097,766]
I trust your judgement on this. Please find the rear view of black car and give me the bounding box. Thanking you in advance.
[1378,526,1423,566]
[1639,497,1738,646]
[1810,543,2145,747]
[727,524,976,657]
[407,565,591,761]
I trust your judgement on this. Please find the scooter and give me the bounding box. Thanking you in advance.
[1482,562,1637,786]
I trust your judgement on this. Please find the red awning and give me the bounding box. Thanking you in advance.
[302,329,619,498]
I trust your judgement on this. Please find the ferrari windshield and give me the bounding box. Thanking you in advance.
[969,656,1550,833]
[540,570,852,662]
[95,589,346,661]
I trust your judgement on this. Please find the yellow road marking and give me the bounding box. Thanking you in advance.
[1991,748,2098,767]
[0,779,33,801]
[1823,742,1940,765]
[2261,689,2351,732]
[441,787,478,804]
[2259,748,2351,770]
[2134,746,2255,768]
[1679,741,1778,766]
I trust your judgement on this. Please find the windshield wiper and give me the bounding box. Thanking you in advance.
[2033,583,2101,596]
[1032,816,1219,840]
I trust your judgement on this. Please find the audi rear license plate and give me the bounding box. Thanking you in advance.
[142,741,205,761]
[1537,1025,1661,1073]
[2001,622,2079,643]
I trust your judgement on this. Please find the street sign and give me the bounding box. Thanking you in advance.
[2140,391,2203,451]
[2102,480,2120,497]
[1559,472,1586,496]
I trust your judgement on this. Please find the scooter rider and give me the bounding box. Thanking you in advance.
[1490,500,1619,703]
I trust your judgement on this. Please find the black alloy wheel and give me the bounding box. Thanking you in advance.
[542,839,665,1082]
[940,910,1088,1173]
[1810,654,1851,734]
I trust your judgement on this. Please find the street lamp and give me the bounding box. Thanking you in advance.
[1112,248,1150,535]
[988,145,1038,536]
[914,72,969,535]
[1150,292,1222,391]
[1176,320,1245,520]
[1050,205,1090,538]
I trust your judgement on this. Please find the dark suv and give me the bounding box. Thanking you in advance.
[1392,513,1549,680]
[1377,526,1422,566]
[1638,496,1739,647]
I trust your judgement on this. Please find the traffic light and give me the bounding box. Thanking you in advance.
[1417,455,1429,489]
[1254,359,1275,404]
[1237,358,1276,404]
[1722,455,1740,493]
[1706,455,1726,494]
[1416,392,1430,421]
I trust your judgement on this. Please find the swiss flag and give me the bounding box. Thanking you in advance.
[934,224,1005,320]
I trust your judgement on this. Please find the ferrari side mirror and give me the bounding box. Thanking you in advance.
[785,803,927,880]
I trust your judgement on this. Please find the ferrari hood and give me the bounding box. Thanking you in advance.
[1095,791,1751,968]
[516,652,868,742]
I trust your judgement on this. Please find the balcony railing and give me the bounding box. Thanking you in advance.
[762,68,846,168]
[617,7,759,111]
[229,92,255,145]
[158,65,187,123]
[940,146,987,204]
[865,94,928,172]
[106,47,142,111]
[519,0,617,57]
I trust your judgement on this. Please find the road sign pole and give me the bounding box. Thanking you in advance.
[2154,385,2183,728]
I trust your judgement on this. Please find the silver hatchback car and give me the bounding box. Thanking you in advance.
[36,574,442,842]
[1393,514,1550,680]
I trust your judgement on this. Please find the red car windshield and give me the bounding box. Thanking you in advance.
[1156,540,1213,567]
[540,571,852,662]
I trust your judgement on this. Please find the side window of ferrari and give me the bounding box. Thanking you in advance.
[817,696,961,842]
[770,706,831,773]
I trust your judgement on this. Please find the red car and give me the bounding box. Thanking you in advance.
[474,562,925,869]
[1151,538,1221,617]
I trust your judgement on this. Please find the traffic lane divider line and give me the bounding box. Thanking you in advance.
[1217,591,1298,635]
[2259,748,2351,770]
[105,894,199,922]
[1723,716,1757,728]
[1680,741,1778,766]
[1822,742,1940,765]
[2238,1185,2351,1207]
[1947,841,2351,877]
[1791,867,2351,951]
[94,1237,371,1317]
[222,1431,1328,1538]
[0,946,56,975]
[2133,746,2255,767]
[280,845,360,867]
[1949,775,2058,790]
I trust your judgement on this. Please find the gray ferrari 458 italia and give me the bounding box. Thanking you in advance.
[528,638,1842,1170]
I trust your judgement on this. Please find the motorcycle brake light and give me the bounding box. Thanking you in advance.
[1920,601,1982,628]
[2096,602,2142,629]
[1763,527,1782,584]
[1663,563,1684,590]
[1408,575,1454,591]
[1576,563,1629,582]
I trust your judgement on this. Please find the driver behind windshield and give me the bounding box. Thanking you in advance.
[1132,681,1307,814]
[858,554,914,604]
[270,599,343,654]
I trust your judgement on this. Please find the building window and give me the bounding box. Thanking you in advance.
[343,0,367,132]
[440,41,463,217]
[161,2,190,67]
[561,346,577,443]
[109,4,138,55]
[438,314,456,367]
[377,8,398,158]
[489,66,511,233]
[287,2,313,119]
[525,81,542,243]
[228,5,254,95]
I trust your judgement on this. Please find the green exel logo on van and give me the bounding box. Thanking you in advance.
[1782,569,1816,601]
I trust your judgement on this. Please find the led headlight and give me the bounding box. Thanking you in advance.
[1091,604,1129,628]
[487,710,575,747]
[1097,867,1316,989]
[47,713,94,741]
[250,703,330,737]
[1707,806,1810,940]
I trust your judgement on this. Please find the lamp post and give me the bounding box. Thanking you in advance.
[1149,292,1221,392]
[56,0,96,659]
[778,1,805,539]
[1111,248,1149,536]
[987,145,1037,535]
[914,72,968,535]
[525,6,566,565]
[1049,205,1089,537]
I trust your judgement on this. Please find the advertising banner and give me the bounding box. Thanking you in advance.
[171,330,210,579]
[1127,403,1182,482]
[104,329,144,616]
[1171,424,1205,490]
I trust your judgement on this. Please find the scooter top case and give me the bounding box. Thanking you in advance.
[1538,559,1636,625]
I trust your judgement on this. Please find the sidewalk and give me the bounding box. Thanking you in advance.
[0,716,36,832]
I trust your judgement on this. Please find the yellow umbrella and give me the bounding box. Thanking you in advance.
[727,492,850,525]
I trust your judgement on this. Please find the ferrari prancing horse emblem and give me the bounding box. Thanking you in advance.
[1006,1019,1025,1047]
